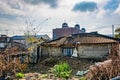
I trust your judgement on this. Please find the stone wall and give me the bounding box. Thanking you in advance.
[78,44,111,59]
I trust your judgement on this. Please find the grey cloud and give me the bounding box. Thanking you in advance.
[1,0,22,10]
[23,0,58,8]
[0,13,17,19]
[7,1,21,9]
[73,1,97,12]
[0,0,25,20]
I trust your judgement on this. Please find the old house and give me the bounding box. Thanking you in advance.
[0,35,29,63]
[0,35,11,51]
[12,35,26,45]
[27,36,50,63]
[41,32,119,59]
[12,34,51,63]
[2,46,29,63]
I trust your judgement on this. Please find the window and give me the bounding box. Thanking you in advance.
[7,38,10,42]
[62,48,74,56]
[0,43,6,48]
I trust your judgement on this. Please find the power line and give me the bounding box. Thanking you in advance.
[27,31,52,33]
[88,24,120,30]
[87,24,120,37]
[33,17,51,30]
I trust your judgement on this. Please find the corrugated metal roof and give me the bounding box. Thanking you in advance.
[12,36,25,40]
[12,34,51,40]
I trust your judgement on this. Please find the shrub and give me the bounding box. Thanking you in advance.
[80,77,87,80]
[40,74,48,78]
[51,62,72,78]
[0,47,28,77]
[16,72,25,78]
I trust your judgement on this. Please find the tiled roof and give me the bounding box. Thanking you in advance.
[42,33,119,47]
[74,36,117,44]
[43,37,67,46]
[72,32,119,44]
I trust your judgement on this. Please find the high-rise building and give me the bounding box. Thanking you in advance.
[53,22,86,39]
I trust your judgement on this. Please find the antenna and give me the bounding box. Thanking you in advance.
[64,20,66,22]
[35,17,51,33]
[5,29,8,35]
[112,25,114,37]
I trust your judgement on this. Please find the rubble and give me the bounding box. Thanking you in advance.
[111,76,120,80]
[85,56,120,80]
[76,70,89,76]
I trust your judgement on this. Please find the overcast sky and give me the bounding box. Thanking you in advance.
[0,0,120,38]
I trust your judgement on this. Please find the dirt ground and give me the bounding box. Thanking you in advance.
[12,56,100,80]
[26,56,95,75]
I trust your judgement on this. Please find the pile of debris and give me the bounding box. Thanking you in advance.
[85,56,120,80]
[26,56,95,75]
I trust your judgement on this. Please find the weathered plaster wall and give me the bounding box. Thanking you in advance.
[78,44,111,59]
[41,47,62,57]
[48,47,61,56]
[118,44,120,56]
[29,43,38,63]
[41,47,49,56]
[41,44,113,59]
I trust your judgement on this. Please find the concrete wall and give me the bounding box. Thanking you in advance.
[118,44,120,56]
[41,46,62,57]
[78,44,111,59]
[48,47,61,56]
[29,43,38,63]
[41,44,112,59]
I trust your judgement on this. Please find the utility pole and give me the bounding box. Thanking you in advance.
[5,29,8,35]
[112,25,114,37]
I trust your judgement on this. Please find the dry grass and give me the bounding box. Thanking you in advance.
[0,47,28,77]
[85,43,120,80]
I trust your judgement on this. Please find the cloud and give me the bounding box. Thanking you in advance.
[0,14,17,19]
[0,17,25,36]
[0,0,26,19]
[73,1,98,12]
[7,0,21,10]
[23,0,58,8]
[0,0,120,38]
[113,4,120,16]
[104,0,120,12]
[96,9,106,19]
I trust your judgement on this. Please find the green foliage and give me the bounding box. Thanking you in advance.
[16,72,25,78]
[40,74,48,78]
[115,28,120,33]
[51,62,72,78]
[80,77,87,80]
[115,28,120,38]
[114,34,120,38]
